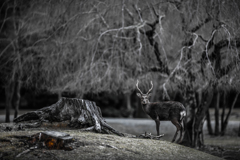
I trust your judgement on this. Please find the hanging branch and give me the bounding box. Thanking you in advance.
[129,3,170,74]
[162,33,198,99]
[205,29,217,75]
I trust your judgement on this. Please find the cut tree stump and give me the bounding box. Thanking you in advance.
[12,97,123,136]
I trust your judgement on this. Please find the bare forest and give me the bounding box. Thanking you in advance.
[1,0,240,152]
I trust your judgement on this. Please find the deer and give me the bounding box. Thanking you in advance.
[136,80,186,143]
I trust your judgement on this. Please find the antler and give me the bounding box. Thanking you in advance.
[136,80,153,95]
[146,81,153,94]
[136,80,143,95]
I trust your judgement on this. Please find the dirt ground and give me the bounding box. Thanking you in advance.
[0,127,223,160]
[0,108,239,159]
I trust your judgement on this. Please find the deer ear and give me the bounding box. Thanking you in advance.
[136,93,142,97]
[148,93,151,97]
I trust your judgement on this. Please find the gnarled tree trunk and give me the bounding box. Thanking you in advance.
[14,97,123,136]
[193,86,213,148]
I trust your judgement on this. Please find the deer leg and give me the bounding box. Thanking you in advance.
[171,119,181,143]
[176,120,184,143]
[155,119,160,136]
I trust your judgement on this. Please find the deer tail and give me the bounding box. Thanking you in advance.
[180,110,186,131]
[180,110,186,121]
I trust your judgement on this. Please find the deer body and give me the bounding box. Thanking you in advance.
[142,101,185,121]
[136,81,186,143]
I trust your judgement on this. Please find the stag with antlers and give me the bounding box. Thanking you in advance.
[136,80,186,143]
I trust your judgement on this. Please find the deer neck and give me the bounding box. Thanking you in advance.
[141,102,151,114]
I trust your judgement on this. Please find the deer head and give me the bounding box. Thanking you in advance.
[136,80,153,104]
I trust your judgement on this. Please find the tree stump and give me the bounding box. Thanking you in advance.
[13,97,123,136]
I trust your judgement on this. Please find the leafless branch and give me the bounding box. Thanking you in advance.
[205,29,217,75]
[162,32,198,98]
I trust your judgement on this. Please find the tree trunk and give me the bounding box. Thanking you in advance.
[238,123,240,137]
[193,87,213,148]
[5,82,15,122]
[13,97,124,136]
[182,87,196,146]
[5,75,22,122]
[214,92,220,136]
[58,92,62,100]
[133,91,147,118]
[206,109,213,135]
[125,92,133,118]
[221,92,239,135]
[221,91,227,134]
[12,77,21,118]
[11,0,23,120]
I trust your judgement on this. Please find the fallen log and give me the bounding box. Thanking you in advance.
[12,97,123,136]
